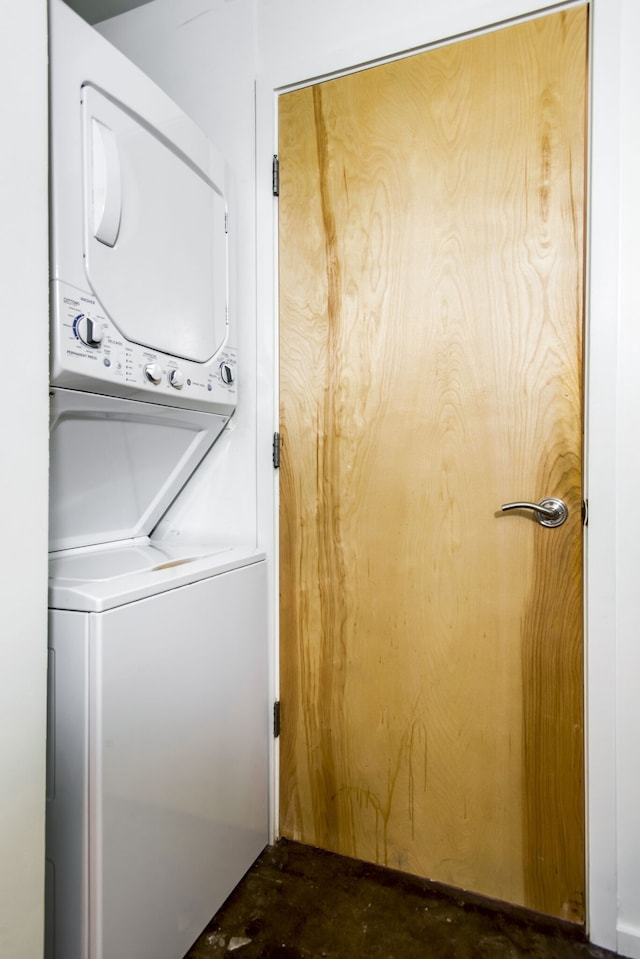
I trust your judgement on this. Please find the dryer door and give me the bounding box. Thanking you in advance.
[82,84,228,363]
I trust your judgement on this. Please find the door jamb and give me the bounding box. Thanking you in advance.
[255,0,620,948]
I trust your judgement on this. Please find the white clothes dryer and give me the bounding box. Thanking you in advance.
[49,0,236,416]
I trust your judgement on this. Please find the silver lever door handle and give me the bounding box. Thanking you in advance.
[501,497,568,528]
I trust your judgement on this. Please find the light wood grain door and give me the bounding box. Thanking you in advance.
[278,7,587,922]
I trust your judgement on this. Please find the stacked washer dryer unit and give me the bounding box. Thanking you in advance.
[46,3,268,959]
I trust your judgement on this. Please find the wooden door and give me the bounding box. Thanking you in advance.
[278,7,587,922]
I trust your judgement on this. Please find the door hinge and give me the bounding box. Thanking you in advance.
[273,431,281,469]
[273,700,281,738]
[224,210,229,234]
[272,154,279,197]
[582,499,588,526]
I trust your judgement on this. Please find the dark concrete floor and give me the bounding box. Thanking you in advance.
[184,840,621,959]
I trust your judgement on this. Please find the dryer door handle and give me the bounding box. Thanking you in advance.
[91,118,122,247]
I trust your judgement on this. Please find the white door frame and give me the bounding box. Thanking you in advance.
[255,0,622,950]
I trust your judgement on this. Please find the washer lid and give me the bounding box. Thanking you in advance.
[48,542,265,612]
[49,389,228,552]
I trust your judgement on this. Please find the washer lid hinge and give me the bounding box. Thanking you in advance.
[273,700,281,738]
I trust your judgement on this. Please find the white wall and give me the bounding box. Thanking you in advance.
[98,0,259,549]
[0,1,49,956]
[256,0,559,77]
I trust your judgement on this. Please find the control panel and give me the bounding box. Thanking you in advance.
[50,281,237,415]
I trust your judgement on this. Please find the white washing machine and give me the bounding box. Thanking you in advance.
[47,542,267,959]
[46,5,269,958]
[46,396,269,959]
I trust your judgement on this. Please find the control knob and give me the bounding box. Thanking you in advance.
[144,363,163,385]
[76,315,103,348]
[168,368,184,390]
[220,361,235,385]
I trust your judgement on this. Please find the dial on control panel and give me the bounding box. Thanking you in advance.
[144,362,163,385]
[76,315,103,348]
[168,368,184,390]
[220,361,235,385]
[144,362,234,388]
